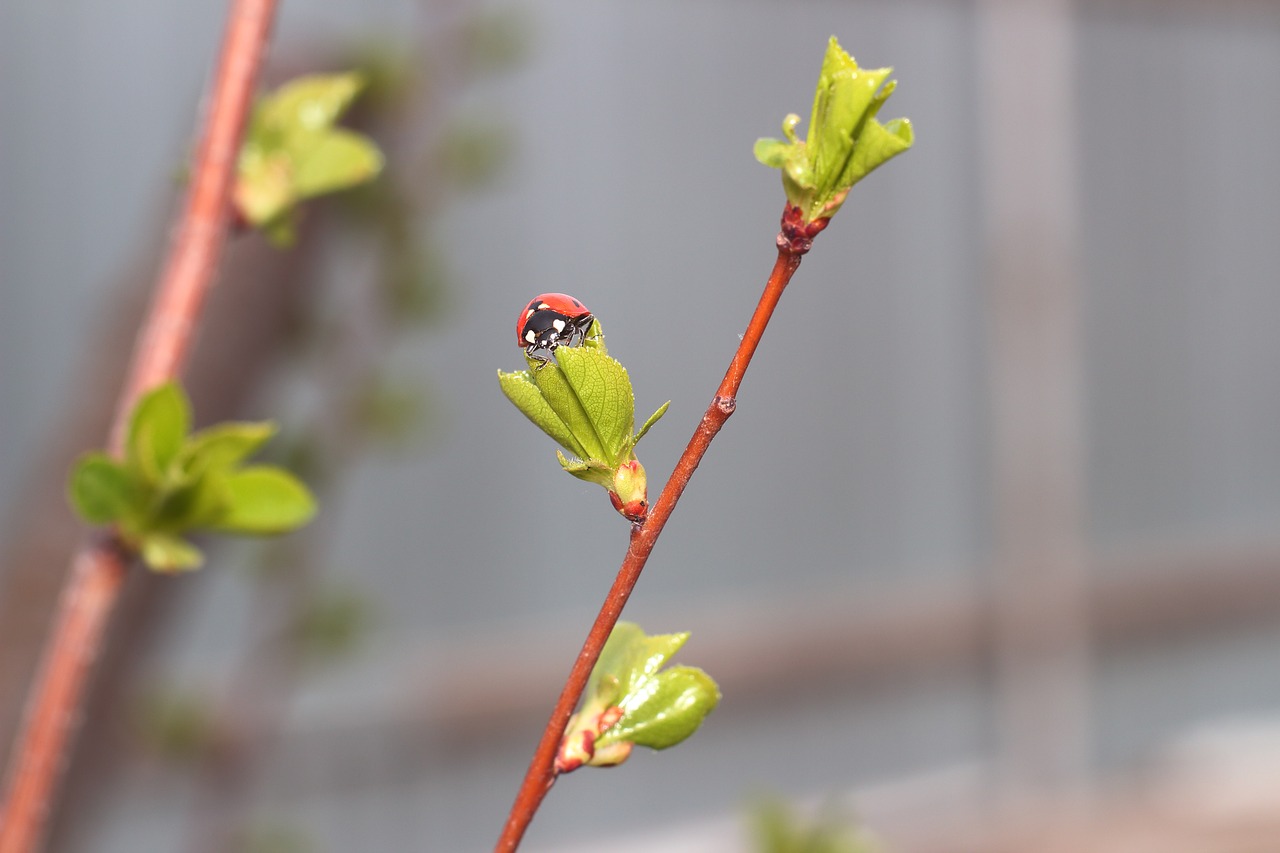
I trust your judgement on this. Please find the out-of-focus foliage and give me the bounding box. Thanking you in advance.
[236,72,384,245]
[68,382,316,572]
[750,798,883,853]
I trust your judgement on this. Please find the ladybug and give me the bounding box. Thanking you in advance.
[517,293,594,366]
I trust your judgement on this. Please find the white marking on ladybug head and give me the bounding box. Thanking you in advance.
[525,329,538,344]
[552,318,566,333]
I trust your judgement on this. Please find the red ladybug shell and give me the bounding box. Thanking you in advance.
[516,293,593,348]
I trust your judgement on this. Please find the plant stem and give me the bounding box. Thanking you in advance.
[496,231,805,852]
[0,2,277,849]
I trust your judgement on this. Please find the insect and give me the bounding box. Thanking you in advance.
[516,293,595,367]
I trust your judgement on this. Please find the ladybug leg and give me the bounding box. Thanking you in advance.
[526,344,552,369]
[575,318,600,346]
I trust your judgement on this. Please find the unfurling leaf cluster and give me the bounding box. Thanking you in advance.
[754,36,913,227]
[498,322,669,522]
[235,72,385,245]
[69,382,316,572]
[556,622,720,773]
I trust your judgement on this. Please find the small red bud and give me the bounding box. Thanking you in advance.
[597,705,625,732]
[610,459,648,523]
[555,729,595,774]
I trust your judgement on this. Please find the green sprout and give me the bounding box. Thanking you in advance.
[556,622,721,773]
[754,36,913,229]
[498,323,669,523]
[235,72,384,245]
[68,382,316,572]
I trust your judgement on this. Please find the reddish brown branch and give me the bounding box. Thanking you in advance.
[0,2,277,849]
[108,0,277,453]
[496,228,806,852]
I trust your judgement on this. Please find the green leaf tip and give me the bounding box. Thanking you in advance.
[556,622,721,773]
[235,71,385,246]
[498,326,665,523]
[67,381,316,573]
[755,36,913,227]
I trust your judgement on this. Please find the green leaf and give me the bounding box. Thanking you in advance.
[525,357,607,461]
[292,128,384,200]
[588,622,689,707]
[210,466,316,534]
[139,532,204,573]
[68,453,137,524]
[843,114,914,191]
[756,36,912,224]
[498,369,588,459]
[150,472,232,533]
[597,665,720,751]
[634,400,670,445]
[753,137,791,169]
[234,150,294,226]
[257,73,366,146]
[556,451,615,489]
[236,72,383,240]
[127,382,191,483]
[180,421,277,476]
[553,345,636,464]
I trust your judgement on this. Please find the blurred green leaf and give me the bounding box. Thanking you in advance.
[212,467,316,534]
[750,798,883,853]
[235,151,294,227]
[135,687,216,761]
[127,382,190,484]
[236,72,384,245]
[139,532,204,572]
[68,380,316,573]
[384,245,450,325]
[292,128,384,200]
[256,73,366,146]
[149,472,231,533]
[180,421,277,476]
[355,377,428,447]
[295,588,371,662]
[437,119,513,188]
[68,453,137,524]
[458,7,532,76]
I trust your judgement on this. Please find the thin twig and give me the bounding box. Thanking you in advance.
[496,227,806,852]
[0,2,277,849]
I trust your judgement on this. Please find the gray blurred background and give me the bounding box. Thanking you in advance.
[3,1,1280,851]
